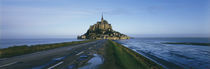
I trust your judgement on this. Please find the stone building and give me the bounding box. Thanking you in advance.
[78,14,130,40]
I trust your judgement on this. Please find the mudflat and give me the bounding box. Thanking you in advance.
[0,40,163,69]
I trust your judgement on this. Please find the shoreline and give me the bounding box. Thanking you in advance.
[100,40,164,69]
[0,40,95,58]
[162,42,210,46]
[0,40,164,69]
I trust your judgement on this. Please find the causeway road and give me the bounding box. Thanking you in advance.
[0,40,106,69]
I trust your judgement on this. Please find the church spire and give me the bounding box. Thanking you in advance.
[101,12,104,23]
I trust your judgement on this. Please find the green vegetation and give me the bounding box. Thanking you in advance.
[0,40,95,58]
[163,42,210,46]
[100,40,164,69]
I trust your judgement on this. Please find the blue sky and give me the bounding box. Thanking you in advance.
[0,0,209,38]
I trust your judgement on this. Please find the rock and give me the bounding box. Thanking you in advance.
[78,14,130,40]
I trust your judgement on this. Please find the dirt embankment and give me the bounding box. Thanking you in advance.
[98,40,164,69]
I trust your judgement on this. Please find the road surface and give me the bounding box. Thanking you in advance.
[0,40,106,69]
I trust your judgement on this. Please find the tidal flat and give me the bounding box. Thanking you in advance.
[0,40,162,69]
[162,42,210,46]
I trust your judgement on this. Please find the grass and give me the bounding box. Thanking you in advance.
[0,40,95,58]
[99,40,164,69]
[163,42,210,46]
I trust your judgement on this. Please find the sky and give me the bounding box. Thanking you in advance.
[0,0,210,38]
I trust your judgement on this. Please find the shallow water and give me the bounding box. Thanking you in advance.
[79,54,103,69]
[117,38,210,69]
[32,56,66,69]
[0,38,79,48]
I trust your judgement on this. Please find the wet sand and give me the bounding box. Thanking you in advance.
[0,40,164,69]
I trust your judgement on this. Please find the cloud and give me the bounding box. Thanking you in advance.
[1,6,97,25]
[1,5,99,37]
[1,0,209,38]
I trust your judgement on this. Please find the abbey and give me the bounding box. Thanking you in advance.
[78,14,130,40]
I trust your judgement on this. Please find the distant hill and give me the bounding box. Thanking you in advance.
[78,14,130,40]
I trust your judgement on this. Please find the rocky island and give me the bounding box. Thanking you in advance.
[0,14,163,69]
[78,14,130,40]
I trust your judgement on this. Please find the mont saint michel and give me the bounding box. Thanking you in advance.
[78,14,130,40]
[1,0,209,69]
